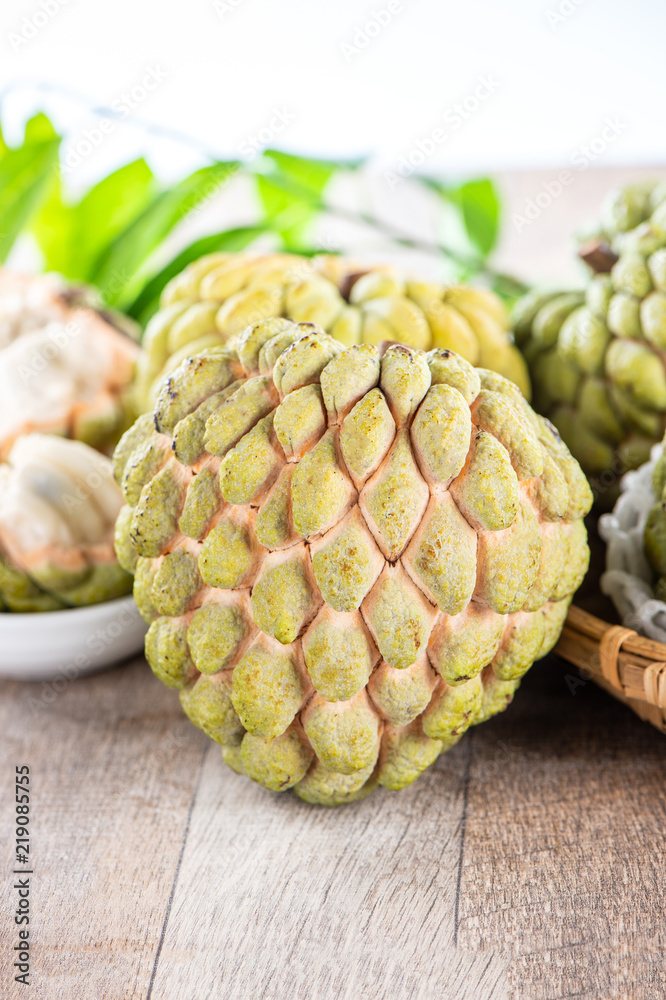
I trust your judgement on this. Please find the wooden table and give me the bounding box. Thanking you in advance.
[2,168,666,1000]
[2,652,665,999]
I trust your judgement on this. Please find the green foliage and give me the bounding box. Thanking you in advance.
[90,161,240,307]
[421,175,501,259]
[455,178,501,258]
[34,159,157,279]
[0,109,524,325]
[126,225,267,324]
[255,150,364,249]
[0,114,60,263]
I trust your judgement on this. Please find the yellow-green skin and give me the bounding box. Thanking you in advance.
[116,319,591,805]
[0,270,140,460]
[513,179,666,504]
[0,553,131,613]
[644,439,666,595]
[134,253,530,413]
[0,445,132,614]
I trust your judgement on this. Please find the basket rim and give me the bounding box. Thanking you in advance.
[555,604,666,733]
[565,604,666,660]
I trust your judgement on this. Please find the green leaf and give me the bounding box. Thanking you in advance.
[88,160,239,306]
[255,173,317,249]
[456,178,501,258]
[125,225,267,325]
[281,246,340,259]
[0,136,60,263]
[23,113,59,144]
[264,150,366,180]
[70,159,157,280]
[30,172,70,273]
[255,150,362,249]
[263,150,352,193]
[34,159,157,279]
[421,176,501,260]
[489,272,530,304]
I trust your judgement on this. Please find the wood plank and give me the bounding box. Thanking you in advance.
[0,659,206,999]
[457,654,666,1000]
[5,648,663,999]
[3,165,666,1000]
[146,739,507,1000]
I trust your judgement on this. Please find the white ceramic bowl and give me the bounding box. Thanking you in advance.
[0,596,148,682]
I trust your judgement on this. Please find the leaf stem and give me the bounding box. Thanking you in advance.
[253,170,529,296]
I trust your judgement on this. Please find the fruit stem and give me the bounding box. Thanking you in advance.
[577,238,619,274]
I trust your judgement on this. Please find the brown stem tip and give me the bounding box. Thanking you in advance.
[578,239,619,274]
[339,270,370,302]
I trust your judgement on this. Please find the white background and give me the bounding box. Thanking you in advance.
[1,0,665,287]
[0,0,664,182]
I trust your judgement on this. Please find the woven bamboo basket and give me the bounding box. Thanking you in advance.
[555,606,666,735]
[549,512,666,735]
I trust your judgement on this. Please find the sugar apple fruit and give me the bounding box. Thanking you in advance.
[134,252,529,410]
[512,179,666,502]
[0,434,132,611]
[643,433,666,600]
[115,318,591,804]
[579,178,666,256]
[0,269,139,457]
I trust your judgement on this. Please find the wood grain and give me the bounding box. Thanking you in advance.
[2,166,666,1000]
[0,658,206,999]
[457,658,666,1000]
[146,739,507,1000]
[2,631,664,999]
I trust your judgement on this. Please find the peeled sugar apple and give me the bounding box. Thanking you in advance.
[0,269,139,458]
[512,178,666,500]
[115,317,591,804]
[0,434,132,611]
[134,252,529,410]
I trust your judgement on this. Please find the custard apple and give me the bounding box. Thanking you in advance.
[580,178,666,256]
[643,434,666,601]
[513,179,666,502]
[0,434,132,611]
[0,268,139,457]
[134,252,529,410]
[115,318,591,804]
